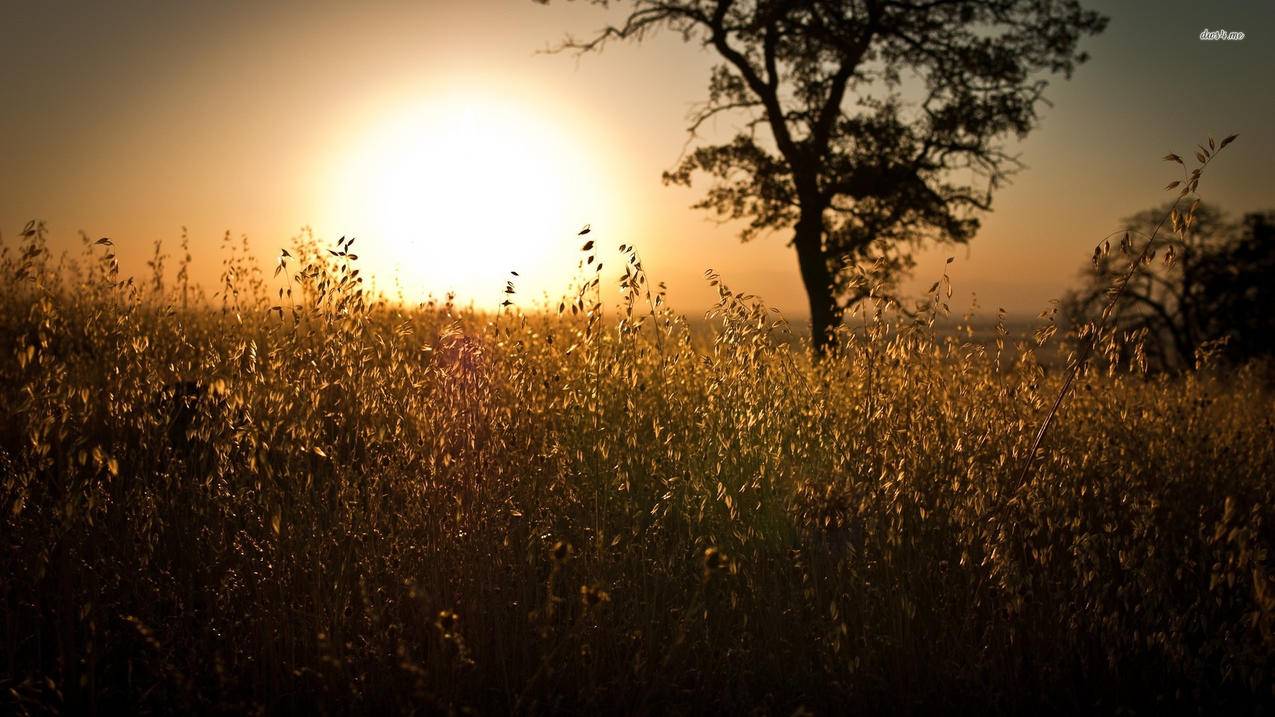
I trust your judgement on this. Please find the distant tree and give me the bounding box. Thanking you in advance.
[1062,203,1275,371]
[541,0,1106,353]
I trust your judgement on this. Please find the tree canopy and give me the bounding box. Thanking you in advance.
[542,0,1107,352]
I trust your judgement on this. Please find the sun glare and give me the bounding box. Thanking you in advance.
[326,93,615,306]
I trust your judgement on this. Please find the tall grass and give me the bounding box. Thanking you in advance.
[1,152,1273,713]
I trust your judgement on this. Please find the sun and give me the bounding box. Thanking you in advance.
[325,92,615,306]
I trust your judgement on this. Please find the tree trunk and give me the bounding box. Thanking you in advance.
[793,212,839,356]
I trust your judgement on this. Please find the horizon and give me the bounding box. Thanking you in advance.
[5,2,1275,712]
[3,0,1272,320]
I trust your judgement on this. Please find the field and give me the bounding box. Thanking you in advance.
[2,225,1273,714]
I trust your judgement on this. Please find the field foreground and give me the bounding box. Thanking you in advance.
[2,230,1274,714]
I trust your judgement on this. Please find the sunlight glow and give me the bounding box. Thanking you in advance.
[326,92,616,306]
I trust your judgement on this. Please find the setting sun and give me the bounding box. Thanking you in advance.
[326,92,616,305]
[4,1,1274,713]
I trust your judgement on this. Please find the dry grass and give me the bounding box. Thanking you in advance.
[1,187,1273,713]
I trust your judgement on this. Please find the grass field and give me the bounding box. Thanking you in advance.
[2,224,1273,714]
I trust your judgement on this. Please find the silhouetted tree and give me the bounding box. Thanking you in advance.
[541,0,1106,353]
[1197,211,1275,362]
[1063,203,1275,371]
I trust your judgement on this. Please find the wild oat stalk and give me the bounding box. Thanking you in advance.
[1012,133,1239,496]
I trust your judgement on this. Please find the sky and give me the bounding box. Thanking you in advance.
[2,0,1272,319]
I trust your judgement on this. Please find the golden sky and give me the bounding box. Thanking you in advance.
[2,0,1272,317]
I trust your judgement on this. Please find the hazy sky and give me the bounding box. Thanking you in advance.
[2,0,1272,318]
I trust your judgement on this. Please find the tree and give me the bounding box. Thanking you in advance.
[541,0,1106,353]
[1062,203,1275,371]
